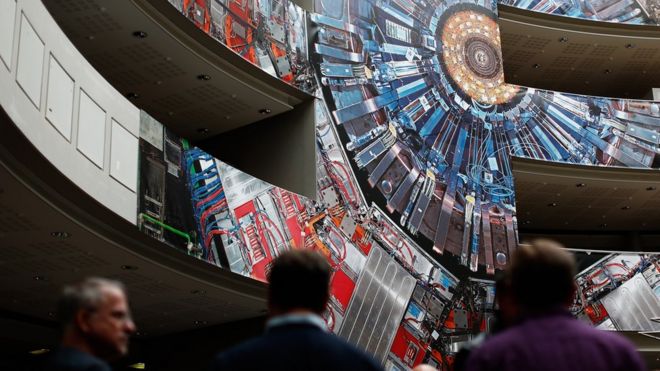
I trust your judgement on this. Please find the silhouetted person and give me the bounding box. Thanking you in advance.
[47,278,136,371]
[210,250,383,371]
[466,240,646,371]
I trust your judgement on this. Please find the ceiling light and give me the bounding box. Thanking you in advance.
[547,202,558,207]
[558,36,568,43]
[621,206,631,210]
[132,31,148,38]
[33,275,45,281]
[120,265,138,271]
[532,63,541,69]
[646,186,657,191]
[197,128,209,134]
[29,349,50,355]
[259,108,272,115]
[125,92,139,100]
[197,74,211,81]
[625,43,636,49]
[576,183,586,188]
[604,69,611,74]
[50,231,71,239]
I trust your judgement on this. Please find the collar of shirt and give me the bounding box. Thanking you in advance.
[266,312,329,332]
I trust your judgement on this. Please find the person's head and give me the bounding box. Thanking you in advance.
[412,364,438,371]
[494,270,518,327]
[57,277,136,359]
[267,249,332,315]
[509,239,577,313]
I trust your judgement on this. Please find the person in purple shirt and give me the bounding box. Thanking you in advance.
[466,239,646,371]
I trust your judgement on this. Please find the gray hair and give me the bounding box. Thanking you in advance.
[57,277,125,327]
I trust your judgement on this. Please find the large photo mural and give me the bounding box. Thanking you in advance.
[137,109,660,370]
[313,0,659,275]
[136,0,660,369]
[167,0,316,92]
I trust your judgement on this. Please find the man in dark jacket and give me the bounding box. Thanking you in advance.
[210,249,383,371]
[47,277,136,370]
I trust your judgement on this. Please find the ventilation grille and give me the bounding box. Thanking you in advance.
[633,48,658,59]
[577,58,605,69]
[522,37,551,49]
[552,56,577,68]
[29,241,84,256]
[563,43,591,54]
[146,60,186,80]
[590,45,617,57]
[75,13,121,35]
[0,203,42,232]
[51,0,99,13]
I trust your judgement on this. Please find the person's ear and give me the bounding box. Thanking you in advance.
[75,309,92,333]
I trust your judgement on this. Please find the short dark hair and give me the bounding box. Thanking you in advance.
[57,277,125,327]
[509,239,576,311]
[267,250,331,314]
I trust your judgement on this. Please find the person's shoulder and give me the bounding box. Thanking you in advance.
[48,348,111,371]
[320,332,383,369]
[477,324,524,351]
[211,336,269,365]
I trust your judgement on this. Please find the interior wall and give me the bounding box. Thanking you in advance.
[0,0,139,223]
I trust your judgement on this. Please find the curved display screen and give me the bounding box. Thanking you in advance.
[168,0,315,92]
[137,0,660,368]
[314,0,659,275]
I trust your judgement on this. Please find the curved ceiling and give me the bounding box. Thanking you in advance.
[42,0,313,141]
[0,107,266,339]
[513,156,660,249]
[498,4,660,99]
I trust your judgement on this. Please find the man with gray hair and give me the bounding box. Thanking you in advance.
[47,277,136,370]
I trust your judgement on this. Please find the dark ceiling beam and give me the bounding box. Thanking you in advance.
[497,4,660,99]
[512,157,660,252]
